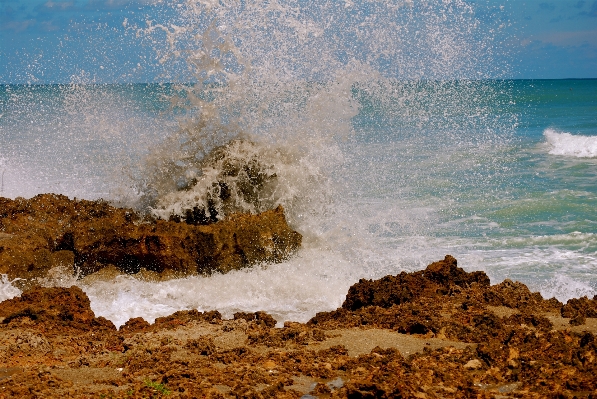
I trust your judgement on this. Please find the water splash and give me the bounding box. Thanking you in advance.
[129,0,509,227]
[0,1,523,325]
[0,274,21,302]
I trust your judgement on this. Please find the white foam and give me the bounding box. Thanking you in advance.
[81,247,361,327]
[539,274,596,303]
[544,128,597,158]
[0,275,21,302]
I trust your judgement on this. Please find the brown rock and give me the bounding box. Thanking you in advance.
[0,286,115,332]
[463,359,483,369]
[0,194,301,281]
[341,255,489,311]
[562,296,597,319]
[423,254,490,288]
[483,279,536,308]
[233,311,277,328]
[1,256,597,398]
[153,309,222,329]
[119,317,151,333]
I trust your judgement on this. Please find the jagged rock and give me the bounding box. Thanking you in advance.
[562,296,597,319]
[119,317,151,333]
[1,257,597,398]
[341,255,489,311]
[423,254,489,287]
[0,194,301,281]
[0,286,115,332]
[482,278,560,311]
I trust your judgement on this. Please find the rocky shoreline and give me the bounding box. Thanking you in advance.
[0,255,596,398]
[1,196,597,398]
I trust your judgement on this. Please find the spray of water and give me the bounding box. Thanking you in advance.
[126,0,508,229]
[1,1,524,324]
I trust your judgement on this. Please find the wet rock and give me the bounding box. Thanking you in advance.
[341,255,489,311]
[0,194,301,281]
[0,286,115,333]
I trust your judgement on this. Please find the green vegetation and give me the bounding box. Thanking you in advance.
[144,379,171,396]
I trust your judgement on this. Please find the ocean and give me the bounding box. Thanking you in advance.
[0,2,596,328]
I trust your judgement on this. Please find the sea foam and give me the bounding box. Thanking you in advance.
[0,274,21,302]
[544,128,597,158]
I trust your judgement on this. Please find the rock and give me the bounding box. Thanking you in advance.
[262,360,277,370]
[119,317,151,333]
[0,194,301,281]
[153,309,222,329]
[341,255,489,311]
[233,311,277,328]
[185,336,217,355]
[570,313,587,326]
[463,359,483,369]
[423,255,490,288]
[0,286,115,332]
[483,279,547,310]
[310,256,562,346]
[1,256,597,398]
[562,296,597,319]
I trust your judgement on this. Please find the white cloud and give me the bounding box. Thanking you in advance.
[44,1,74,10]
[522,29,597,47]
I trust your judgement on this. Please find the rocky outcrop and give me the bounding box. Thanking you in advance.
[0,286,115,333]
[311,255,563,343]
[1,257,596,398]
[0,194,301,281]
[341,255,490,311]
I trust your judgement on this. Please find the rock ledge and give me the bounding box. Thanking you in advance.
[0,194,301,281]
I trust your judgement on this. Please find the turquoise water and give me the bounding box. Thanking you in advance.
[337,79,597,298]
[0,80,595,324]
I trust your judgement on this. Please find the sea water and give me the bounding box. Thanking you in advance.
[0,2,596,327]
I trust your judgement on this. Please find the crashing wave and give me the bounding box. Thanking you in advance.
[149,138,327,225]
[544,128,597,158]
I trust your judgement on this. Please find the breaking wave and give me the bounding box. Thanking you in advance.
[544,128,597,158]
[126,0,508,234]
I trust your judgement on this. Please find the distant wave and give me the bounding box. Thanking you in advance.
[544,128,597,158]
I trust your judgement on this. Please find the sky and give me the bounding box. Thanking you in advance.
[0,0,596,83]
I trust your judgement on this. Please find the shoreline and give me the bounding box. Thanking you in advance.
[1,256,596,398]
[1,195,597,397]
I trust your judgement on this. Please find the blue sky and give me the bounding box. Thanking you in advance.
[0,0,596,83]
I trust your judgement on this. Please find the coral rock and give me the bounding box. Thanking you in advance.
[0,194,301,281]
[341,255,489,311]
[0,286,115,332]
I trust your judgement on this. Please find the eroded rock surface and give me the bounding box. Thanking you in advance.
[0,286,115,334]
[341,255,490,311]
[0,257,596,398]
[0,194,301,282]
